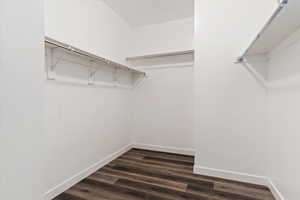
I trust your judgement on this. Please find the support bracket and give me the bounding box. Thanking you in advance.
[113,67,119,86]
[88,61,98,85]
[47,48,64,80]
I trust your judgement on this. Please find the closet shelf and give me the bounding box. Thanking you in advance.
[236,0,300,63]
[126,50,194,60]
[126,50,194,69]
[45,37,146,76]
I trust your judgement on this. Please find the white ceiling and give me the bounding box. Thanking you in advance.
[103,0,194,27]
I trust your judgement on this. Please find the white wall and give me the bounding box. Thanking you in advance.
[267,28,300,200]
[129,17,195,153]
[131,17,194,56]
[132,66,195,155]
[0,0,45,199]
[44,0,134,198]
[268,28,300,83]
[45,82,132,196]
[45,0,132,65]
[194,0,277,184]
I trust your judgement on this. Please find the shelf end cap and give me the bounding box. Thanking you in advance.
[234,57,245,64]
[280,0,288,6]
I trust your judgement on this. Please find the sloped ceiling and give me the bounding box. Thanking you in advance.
[103,0,194,27]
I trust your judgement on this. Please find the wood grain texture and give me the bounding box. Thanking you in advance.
[53,148,275,200]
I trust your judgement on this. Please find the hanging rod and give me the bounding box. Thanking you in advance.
[235,0,289,63]
[126,50,194,60]
[45,37,146,76]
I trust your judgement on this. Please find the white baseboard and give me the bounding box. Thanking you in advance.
[267,179,285,200]
[44,143,133,200]
[193,165,268,186]
[132,143,195,156]
[194,165,286,200]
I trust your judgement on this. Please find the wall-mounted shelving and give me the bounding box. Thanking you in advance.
[127,50,194,60]
[45,37,146,89]
[233,0,300,88]
[127,50,194,69]
[236,0,300,63]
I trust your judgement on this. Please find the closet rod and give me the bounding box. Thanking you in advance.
[45,37,146,76]
[236,0,288,63]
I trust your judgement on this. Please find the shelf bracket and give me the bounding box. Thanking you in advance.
[88,61,98,85]
[133,74,147,89]
[113,67,119,86]
[50,49,64,71]
[47,48,64,80]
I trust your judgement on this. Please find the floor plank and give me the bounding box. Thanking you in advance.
[53,148,275,200]
[98,167,188,192]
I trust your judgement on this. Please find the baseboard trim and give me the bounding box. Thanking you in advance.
[193,165,268,186]
[267,179,285,200]
[132,143,195,156]
[44,143,132,200]
[193,165,286,199]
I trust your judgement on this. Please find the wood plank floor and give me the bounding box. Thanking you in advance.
[53,148,275,200]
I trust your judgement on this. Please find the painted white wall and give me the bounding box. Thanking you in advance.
[44,0,134,197]
[129,16,195,154]
[245,55,269,82]
[45,82,132,195]
[131,17,194,56]
[267,28,300,200]
[45,0,132,65]
[131,66,195,154]
[194,0,277,183]
[268,28,300,83]
[0,0,45,199]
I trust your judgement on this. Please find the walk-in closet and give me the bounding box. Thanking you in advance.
[1,0,299,200]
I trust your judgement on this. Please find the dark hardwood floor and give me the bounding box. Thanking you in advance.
[54,148,275,200]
